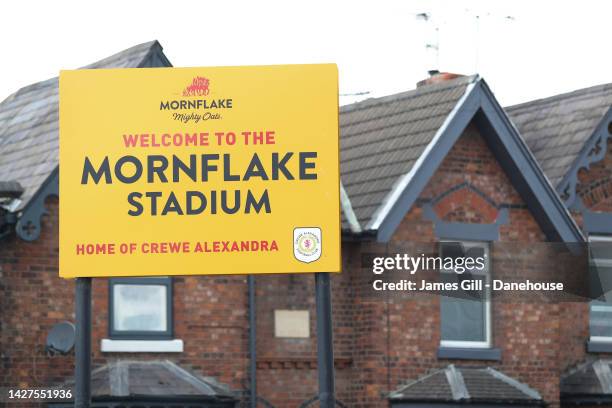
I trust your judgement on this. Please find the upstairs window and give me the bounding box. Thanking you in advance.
[589,236,612,342]
[440,241,491,348]
[109,277,173,340]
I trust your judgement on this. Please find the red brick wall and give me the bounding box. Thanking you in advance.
[345,123,565,407]
[0,197,75,390]
[0,121,591,408]
[0,198,250,399]
[0,196,354,407]
[90,275,251,390]
[252,245,357,406]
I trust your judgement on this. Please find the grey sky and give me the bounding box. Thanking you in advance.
[1,0,610,106]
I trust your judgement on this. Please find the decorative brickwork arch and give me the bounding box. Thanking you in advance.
[422,183,509,241]
[430,182,500,223]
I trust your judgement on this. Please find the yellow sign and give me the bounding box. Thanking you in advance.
[59,65,340,278]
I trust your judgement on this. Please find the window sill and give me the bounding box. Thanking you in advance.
[437,346,501,361]
[101,339,183,353]
[587,340,612,353]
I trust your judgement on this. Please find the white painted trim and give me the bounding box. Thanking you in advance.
[101,339,183,353]
[340,182,362,233]
[590,336,612,343]
[366,77,479,231]
[590,236,612,243]
[440,340,491,349]
[591,259,612,267]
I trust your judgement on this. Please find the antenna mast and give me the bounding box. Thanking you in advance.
[416,12,439,75]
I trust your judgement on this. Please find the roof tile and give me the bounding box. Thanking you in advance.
[507,83,612,187]
[390,365,542,404]
[0,41,169,209]
[340,76,476,227]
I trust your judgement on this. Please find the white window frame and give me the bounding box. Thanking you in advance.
[589,235,612,343]
[439,240,492,349]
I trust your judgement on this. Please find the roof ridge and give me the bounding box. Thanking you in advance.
[1,41,161,103]
[82,40,160,69]
[562,358,598,379]
[162,360,217,394]
[388,367,448,398]
[506,82,612,112]
[593,360,612,394]
[137,40,171,68]
[485,367,542,400]
[445,365,470,400]
[108,360,129,397]
[340,74,478,114]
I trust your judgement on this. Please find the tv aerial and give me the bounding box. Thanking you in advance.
[415,9,516,73]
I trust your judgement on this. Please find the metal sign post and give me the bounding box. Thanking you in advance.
[74,278,92,408]
[315,272,335,407]
[248,275,257,408]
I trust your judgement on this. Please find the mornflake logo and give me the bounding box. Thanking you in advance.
[160,75,233,111]
[183,76,210,97]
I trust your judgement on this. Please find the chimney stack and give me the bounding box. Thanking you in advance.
[417,71,465,88]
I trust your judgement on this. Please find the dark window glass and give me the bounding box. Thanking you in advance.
[440,241,490,347]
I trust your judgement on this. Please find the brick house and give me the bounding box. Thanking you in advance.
[508,86,612,406]
[0,40,610,407]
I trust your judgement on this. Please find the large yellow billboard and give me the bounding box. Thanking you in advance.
[59,65,340,278]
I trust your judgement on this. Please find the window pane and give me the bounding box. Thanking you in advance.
[591,241,612,261]
[441,294,486,342]
[589,238,612,339]
[113,284,167,332]
[440,241,489,344]
[590,301,612,338]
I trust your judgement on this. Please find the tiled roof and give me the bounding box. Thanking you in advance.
[0,40,171,210]
[562,359,612,398]
[506,83,612,187]
[59,360,237,401]
[390,368,454,400]
[0,53,474,231]
[340,75,476,228]
[2,39,609,237]
[389,365,543,405]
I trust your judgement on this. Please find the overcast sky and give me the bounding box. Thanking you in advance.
[1,0,610,106]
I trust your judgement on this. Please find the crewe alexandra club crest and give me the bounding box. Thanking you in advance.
[182,76,210,96]
[293,227,322,263]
